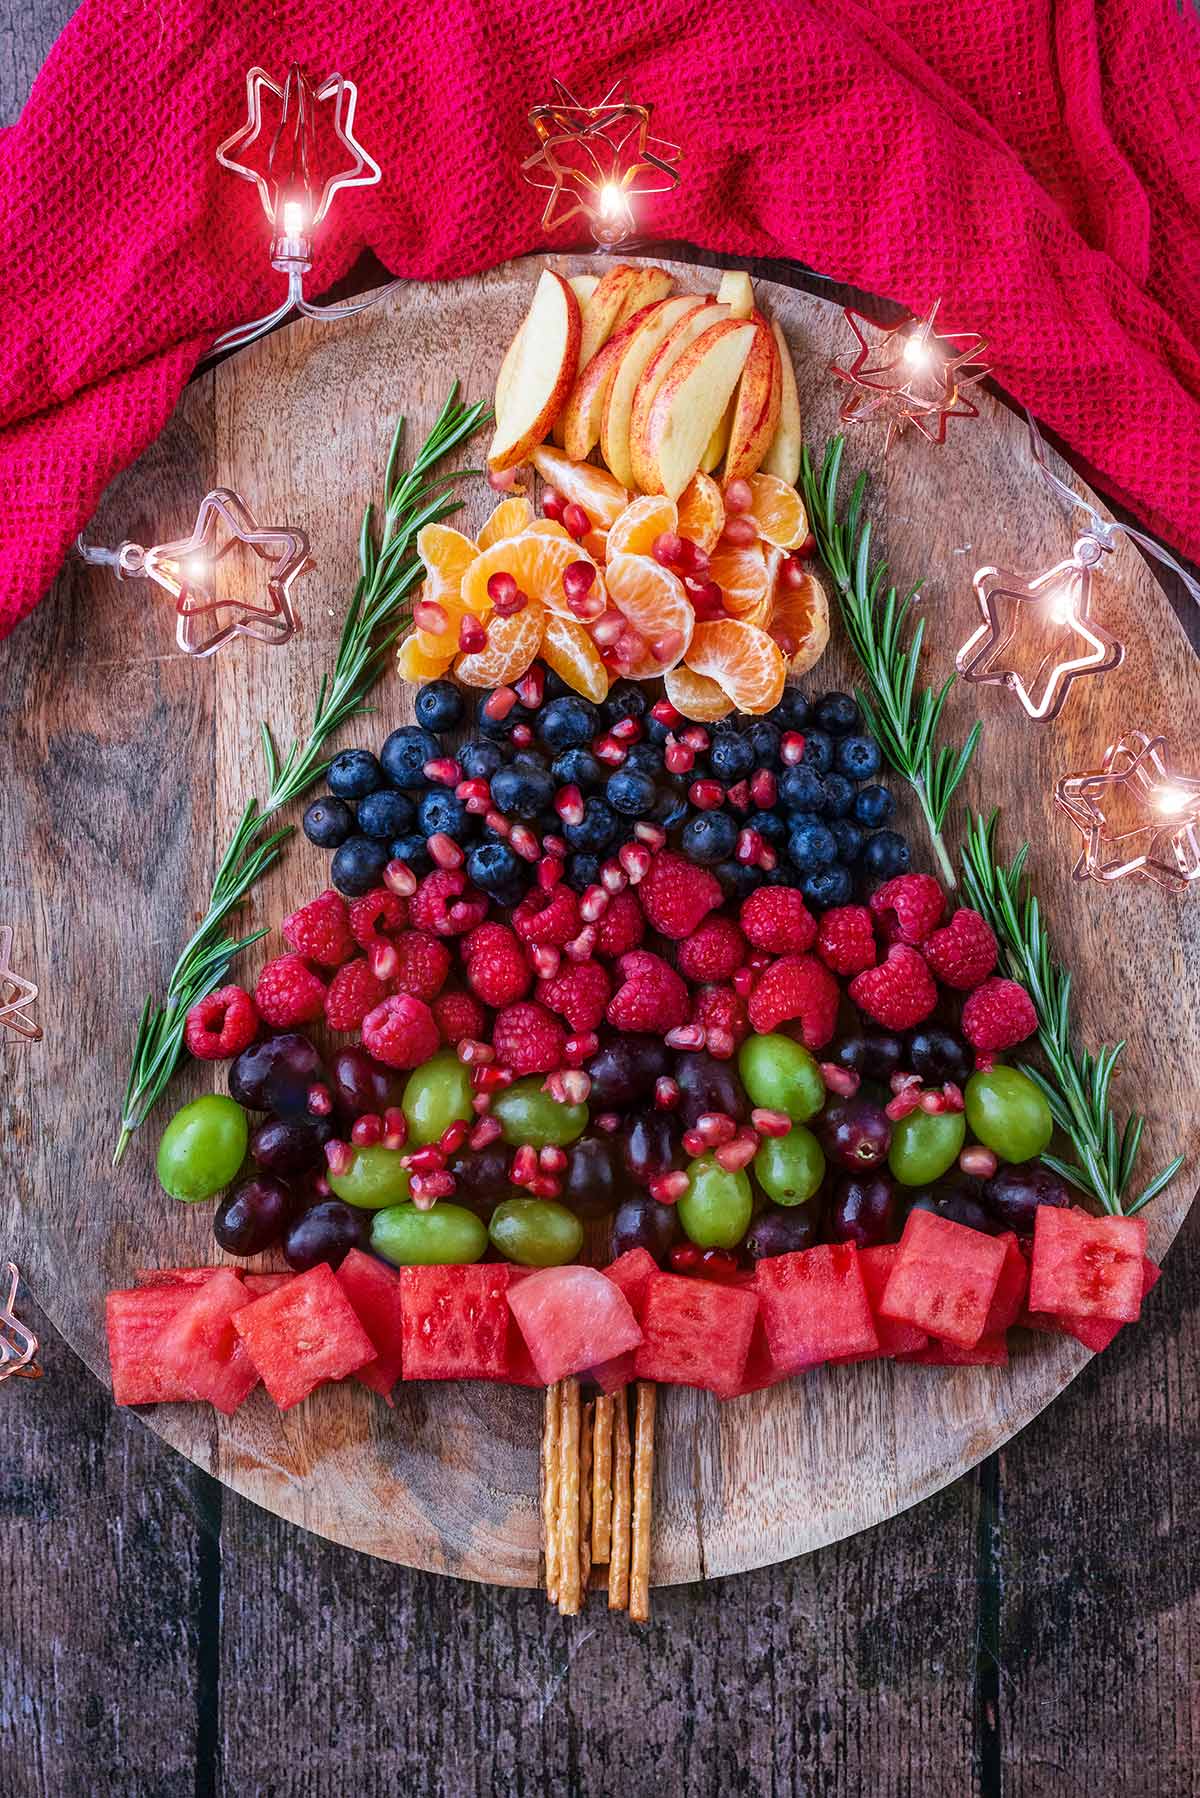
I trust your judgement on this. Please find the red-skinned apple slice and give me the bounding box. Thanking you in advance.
[761,317,803,484]
[487,270,581,472]
[700,274,756,471]
[600,296,705,489]
[641,319,757,499]
[611,265,674,328]
[724,311,782,483]
[568,273,600,308]
[628,301,731,492]
[494,321,526,428]
[557,302,670,463]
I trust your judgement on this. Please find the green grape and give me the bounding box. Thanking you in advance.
[737,1033,826,1121]
[888,1109,966,1186]
[370,1201,487,1266]
[328,1144,411,1210]
[402,1050,474,1146]
[492,1077,588,1148]
[677,1154,754,1248]
[965,1067,1053,1162]
[753,1126,825,1206]
[488,1198,584,1267]
[157,1095,248,1202]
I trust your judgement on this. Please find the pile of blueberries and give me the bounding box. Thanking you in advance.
[302,667,912,909]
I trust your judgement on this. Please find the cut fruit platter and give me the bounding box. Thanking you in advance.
[19,254,1200,1602]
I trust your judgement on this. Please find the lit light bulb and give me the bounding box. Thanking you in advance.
[599,181,624,219]
[902,332,932,371]
[282,200,306,238]
[1046,583,1074,625]
[1155,785,1197,816]
[185,556,209,583]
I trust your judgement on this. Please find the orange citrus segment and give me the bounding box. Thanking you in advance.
[707,541,771,618]
[686,617,787,715]
[742,473,808,550]
[477,496,533,549]
[663,665,735,722]
[581,528,609,562]
[676,473,725,554]
[530,444,630,531]
[460,532,599,620]
[528,518,572,539]
[606,495,678,562]
[770,567,830,674]
[417,523,480,603]
[454,597,546,686]
[604,552,694,677]
[397,632,457,681]
[541,614,611,702]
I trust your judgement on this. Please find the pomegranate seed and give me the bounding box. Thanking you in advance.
[539,1146,568,1174]
[471,1093,492,1115]
[600,859,628,894]
[890,1071,922,1095]
[650,1170,689,1205]
[651,630,685,665]
[634,821,667,849]
[819,1062,861,1098]
[312,1175,331,1198]
[610,716,642,743]
[751,1107,792,1137]
[414,597,449,635]
[705,1027,736,1060]
[943,1083,965,1112]
[351,1114,384,1146]
[488,466,518,491]
[726,780,752,812]
[683,575,725,620]
[695,1112,737,1146]
[563,1031,599,1066]
[537,855,564,891]
[778,553,806,591]
[652,531,685,567]
[531,1174,563,1199]
[715,1136,757,1173]
[324,1140,354,1178]
[424,756,462,787]
[439,1120,469,1155]
[593,733,627,767]
[428,832,464,870]
[613,626,646,667]
[563,560,596,602]
[542,488,565,519]
[406,1144,447,1175]
[564,926,597,962]
[457,1037,495,1066]
[960,1145,998,1178]
[511,1145,539,1185]
[670,1244,702,1272]
[750,769,777,808]
[769,623,798,658]
[510,824,540,862]
[411,1170,455,1205]
[677,539,710,576]
[722,514,758,548]
[484,809,511,839]
[567,588,606,622]
[483,685,517,721]
[780,731,807,765]
[457,777,492,814]
[757,842,778,871]
[724,477,753,514]
[798,532,818,558]
[472,1063,513,1091]
[618,841,652,883]
[546,1068,592,1106]
[681,1128,705,1156]
[542,833,567,858]
[736,827,764,865]
[382,1107,407,1150]
[689,778,725,811]
[370,940,400,980]
[651,698,683,727]
[698,1249,741,1283]
[384,859,417,897]
[510,723,534,749]
[469,1115,502,1150]
[595,1111,621,1133]
[516,666,545,709]
[491,587,529,619]
[664,737,695,774]
[306,1083,333,1118]
[680,726,710,752]
[592,610,624,647]
[885,1089,924,1122]
[579,884,610,923]
[665,1023,706,1050]
[458,615,487,653]
[731,965,757,998]
[654,1076,681,1111]
[562,501,590,538]
[530,943,561,979]
[919,1088,949,1114]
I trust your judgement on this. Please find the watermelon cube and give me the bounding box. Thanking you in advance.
[106,1284,199,1406]
[1021,1255,1160,1352]
[232,1263,375,1409]
[633,1272,758,1398]
[880,1210,1006,1349]
[902,1330,1009,1367]
[401,1262,534,1383]
[155,1268,258,1415]
[335,1249,405,1401]
[718,1313,790,1399]
[832,1243,928,1361]
[509,1265,643,1387]
[1028,1206,1147,1323]
[243,1272,294,1297]
[593,1248,659,1394]
[755,1243,878,1374]
[986,1233,1029,1333]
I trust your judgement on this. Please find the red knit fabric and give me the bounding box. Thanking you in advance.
[2,0,1198,638]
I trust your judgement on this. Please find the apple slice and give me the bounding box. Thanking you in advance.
[487,270,581,472]
[600,296,705,489]
[557,302,668,463]
[577,265,641,370]
[716,270,755,319]
[628,302,731,492]
[568,273,600,308]
[701,398,734,473]
[612,265,674,327]
[642,320,757,499]
[724,311,782,483]
[494,320,526,428]
[761,317,802,484]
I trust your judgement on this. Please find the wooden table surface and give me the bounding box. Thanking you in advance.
[3,13,1199,1795]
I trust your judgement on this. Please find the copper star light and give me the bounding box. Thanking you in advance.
[77,489,313,658]
[1055,730,1200,893]
[0,926,40,1042]
[522,78,681,247]
[830,300,990,451]
[212,65,401,356]
[0,1263,39,1382]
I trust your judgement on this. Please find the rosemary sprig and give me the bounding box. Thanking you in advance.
[799,437,981,890]
[114,387,489,1164]
[960,811,1183,1216]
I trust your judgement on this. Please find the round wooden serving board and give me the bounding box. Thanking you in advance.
[6,255,1200,1587]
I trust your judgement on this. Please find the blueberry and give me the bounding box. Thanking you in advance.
[746,807,787,845]
[303,796,356,849]
[490,764,555,819]
[835,734,882,780]
[820,772,856,819]
[564,796,619,852]
[829,819,865,863]
[709,730,755,782]
[863,829,911,880]
[418,789,468,839]
[600,685,647,727]
[467,840,525,904]
[853,784,895,828]
[327,748,385,799]
[643,712,673,745]
[553,747,605,790]
[538,696,597,752]
[541,667,571,700]
[606,769,657,817]
[357,789,416,842]
[681,809,739,865]
[566,852,602,893]
[800,730,834,773]
[815,692,861,735]
[768,689,810,731]
[380,726,440,789]
[414,679,464,732]
[388,832,431,876]
[459,740,504,782]
[651,787,689,830]
[801,864,853,907]
[478,706,518,740]
[787,820,838,870]
[745,720,782,766]
[330,835,390,896]
[622,742,663,777]
[511,750,550,772]
[779,765,827,813]
[714,858,761,900]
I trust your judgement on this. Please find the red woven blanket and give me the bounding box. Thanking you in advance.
[2,0,1198,638]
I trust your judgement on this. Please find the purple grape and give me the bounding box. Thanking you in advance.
[830,1174,897,1248]
[823,1099,891,1171]
[447,1145,512,1216]
[282,1199,368,1271]
[623,1111,679,1186]
[983,1162,1071,1234]
[214,1176,295,1256]
[674,1050,749,1130]
[611,1194,681,1264]
[909,1028,972,1086]
[562,1136,619,1218]
[833,1034,904,1082]
[908,1186,999,1234]
[330,1045,400,1120]
[585,1037,669,1108]
[744,1203,822,1261]
[229,1033,326,1118]
[250,1117,329,1176]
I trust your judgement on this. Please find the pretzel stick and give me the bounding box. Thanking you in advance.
[542,1383,562,1606]
[579,1399,594,1593]
[557,1377,582,1616]
[591,1394,614,1565]
[629,1382,657,1625]
[608,1387,632,1612]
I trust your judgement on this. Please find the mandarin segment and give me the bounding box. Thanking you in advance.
[686,616,787,715]
[676,473,725,553]
[743,473,808,550]
[397,632,456,681]
[541,613,611,701]
[417,523,481,600]
[607,495,678,562]
[663,664,735,722]
[454,596,546,686]
[530,444,630,531]
[477,496,534,549]
[460,532,598,619]
[604,552,694,677]
[770,567,830,674]
[706,541,771,618]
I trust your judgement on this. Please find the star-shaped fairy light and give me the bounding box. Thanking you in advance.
[0,927,40,1042]
[830,301,990,450]
[1055,730,1200,893]
[954,535,1124,722]
[522,78,681,246]
[139,490,312,658]
[0,1262,39,1383]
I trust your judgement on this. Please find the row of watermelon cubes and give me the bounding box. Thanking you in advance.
[106,1205,1157,1413]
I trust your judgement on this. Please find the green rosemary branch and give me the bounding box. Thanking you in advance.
[114,387,489,1164]
[799,437,981,890]
[959,811,1183,1216]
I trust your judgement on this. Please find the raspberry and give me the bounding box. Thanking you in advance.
[636,850,723,939]
[594,888,645,958]
[747,953,840,1049]
[410,870,488,937]
[537,960,612,1032]
[253,954,327,1028]
[390,929,452,1002]
[869,874,945,946]
[184,985,259,1060]
[462,922,531,1006]
[961,977,1037,1053]
[816,906,877,977]
[281,889,356,967]
[348,888,409,953]
[676,917,748,982]
[512,886,581,947]
[432,989,488,1045]
[848,944,938,1030]
[325,959,392,1032]
[739,887,817,955]
[922,908,998,991]
[361,993,440,1069]
[690,984,750,1052]
[491,1001,567,1075]
[606,951,690,1033]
